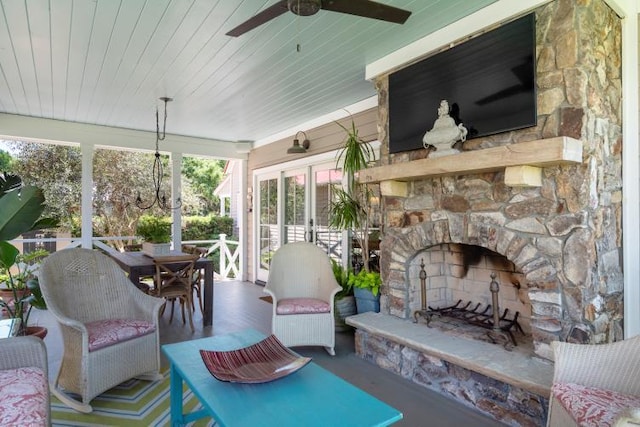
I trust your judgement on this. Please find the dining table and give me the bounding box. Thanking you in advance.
[107,250,214,327]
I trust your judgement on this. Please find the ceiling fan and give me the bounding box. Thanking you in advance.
[226,0,412,37]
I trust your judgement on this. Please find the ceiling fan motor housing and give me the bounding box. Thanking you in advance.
[288,0,321,16]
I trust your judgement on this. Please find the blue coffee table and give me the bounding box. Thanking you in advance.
[162,329,402,426]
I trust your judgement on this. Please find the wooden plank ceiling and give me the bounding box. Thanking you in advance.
[0,0,497,146]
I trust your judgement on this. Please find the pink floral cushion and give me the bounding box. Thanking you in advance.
[276,298,330,315]
[0,367,48,426]
[86,319,156,352]
[552,382,640,427]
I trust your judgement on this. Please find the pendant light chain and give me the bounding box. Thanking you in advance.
[135,97,182,211]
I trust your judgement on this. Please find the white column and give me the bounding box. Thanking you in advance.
[615,0,640,338]
[81,143,94,248]
[171,152,182,250]
[239,159,248,281]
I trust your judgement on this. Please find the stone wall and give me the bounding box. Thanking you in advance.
[374,0,623,361]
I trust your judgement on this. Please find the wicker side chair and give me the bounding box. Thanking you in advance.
[548,336,640,427]
[0,336,50,426]
[38,248,164,414]
[264,242,341,355]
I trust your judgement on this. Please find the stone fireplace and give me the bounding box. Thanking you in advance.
[346,0,624,425]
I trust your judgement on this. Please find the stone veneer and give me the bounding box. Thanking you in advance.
[348,1,623,425]
[375,0,623,360]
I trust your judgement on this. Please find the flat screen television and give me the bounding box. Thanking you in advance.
[388,13,537,153]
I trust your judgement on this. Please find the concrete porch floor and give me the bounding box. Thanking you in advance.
[32,280,503,426]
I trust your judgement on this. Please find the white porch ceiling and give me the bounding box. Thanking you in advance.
[0,0,497,146]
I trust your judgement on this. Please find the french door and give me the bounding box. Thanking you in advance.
[254,160,344,282]
[256,174,279,283]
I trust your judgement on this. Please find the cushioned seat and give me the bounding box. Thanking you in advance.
[548,337,640,427]
[86,319,157,351]
[552,382,640,427]
[0,367,48,425]
[276,298,331,315]
[0,336,50,426]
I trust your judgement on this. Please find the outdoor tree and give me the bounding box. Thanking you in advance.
[8,141,82,225]
[6,141,226,246]
[181,156,226,215]
[93,148,164,241]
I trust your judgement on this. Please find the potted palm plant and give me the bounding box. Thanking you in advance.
[329,119,381,313]
[331,259,356,330]
[136,215,172,256]
[0,249,49,338]
[0,172,58,337]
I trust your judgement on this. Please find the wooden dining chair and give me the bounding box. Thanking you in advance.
[151,254,199,332]
[181,245,208,315]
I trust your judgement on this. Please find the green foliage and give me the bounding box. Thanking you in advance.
[0,173,59,241]
[0,247,50,326]
[8,142,227,246]
[331,259,353,300]
[0,172,56,333]
[0,150,13,172]
[335,120,375,192]
[329,118,378,273]
[182,215,233,240]
[0,248,48,290]
[92,148,160,241]
[181,157,226,215]
[9,142,81,230]
[328,189,366,231]
[348,269,381,297]
[136,215,172,243]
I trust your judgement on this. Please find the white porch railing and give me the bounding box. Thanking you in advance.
[9,234,241,281]
[183,234,240,279]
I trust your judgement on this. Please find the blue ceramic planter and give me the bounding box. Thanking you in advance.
[354,287,380,313]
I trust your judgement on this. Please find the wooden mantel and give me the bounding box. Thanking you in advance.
[358,137,583,185]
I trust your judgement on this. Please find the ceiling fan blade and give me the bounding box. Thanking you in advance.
[226,1,289,37]
[321,0,411,24]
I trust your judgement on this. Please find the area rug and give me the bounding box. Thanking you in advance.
[259,295,272,304]
[51,371,216,426]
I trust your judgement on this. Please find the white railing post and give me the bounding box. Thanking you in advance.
[219,234,227,276]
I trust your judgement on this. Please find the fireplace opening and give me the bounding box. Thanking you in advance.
[409,243,533,353]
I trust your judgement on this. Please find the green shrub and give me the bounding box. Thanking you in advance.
[182,215,233,240]
[136,215,172,243]
[348,269,381,296]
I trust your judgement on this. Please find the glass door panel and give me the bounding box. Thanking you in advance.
[313,167,343,262]
[284,172,307,243]
[257,177,278,281]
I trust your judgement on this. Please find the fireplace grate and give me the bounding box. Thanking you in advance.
[413,259,523,350]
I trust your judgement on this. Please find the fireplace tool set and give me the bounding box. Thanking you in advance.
[413,259,523,350]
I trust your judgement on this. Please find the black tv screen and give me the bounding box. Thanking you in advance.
[389,13,537,153]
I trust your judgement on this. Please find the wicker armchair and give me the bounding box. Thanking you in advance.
[264,242,341,355]
[38,248,164,413]
[548,336,640,427]
[0,336,50,426]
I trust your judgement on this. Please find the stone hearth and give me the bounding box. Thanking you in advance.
[346,312,552,427]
